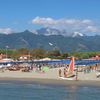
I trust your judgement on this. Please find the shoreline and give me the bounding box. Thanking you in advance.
[0,77,100,87]
[0,67,100,86]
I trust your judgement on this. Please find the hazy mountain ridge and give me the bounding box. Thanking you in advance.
[32,27,85,37]
[0,28,100,52]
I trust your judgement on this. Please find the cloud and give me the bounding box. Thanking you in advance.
[32,16,56,25]
[32,17,100,35]
[84,26,100,33]
[0,28,14,34]
[32,17,93,26]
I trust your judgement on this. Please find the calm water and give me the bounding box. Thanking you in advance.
[0,81,100,100]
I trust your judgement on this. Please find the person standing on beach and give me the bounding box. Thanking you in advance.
[64,68,67,77]
[39,64,42,71]
[58,69,62,77]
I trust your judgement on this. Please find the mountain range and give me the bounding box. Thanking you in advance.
[0,27,100,52]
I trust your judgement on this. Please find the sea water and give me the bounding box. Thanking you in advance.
[0,81,100,100]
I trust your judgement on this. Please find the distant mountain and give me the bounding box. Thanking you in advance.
[36,27,61,36]
[72,32,85,37]
[32,27,85,37]
[0,28,100,52]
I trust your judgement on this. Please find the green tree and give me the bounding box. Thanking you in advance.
[31,48,46,59]
[47,50,61,58]
[17,48,29,55]
[61,52,69,59]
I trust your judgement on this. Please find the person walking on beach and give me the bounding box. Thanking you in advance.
[58,69,62,77]
[64,68,67,77]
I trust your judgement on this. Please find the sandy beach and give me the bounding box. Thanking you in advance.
[0,67,100,86]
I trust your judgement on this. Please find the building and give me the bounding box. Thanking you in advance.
[0,53,6,60]
[90,55,100,60]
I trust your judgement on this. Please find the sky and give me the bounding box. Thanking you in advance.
[0,0,100,35]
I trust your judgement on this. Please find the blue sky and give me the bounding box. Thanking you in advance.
[0,0,100,35]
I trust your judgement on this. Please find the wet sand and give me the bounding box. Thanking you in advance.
[0,77,100,87]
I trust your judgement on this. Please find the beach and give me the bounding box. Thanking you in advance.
[0,67,100,86]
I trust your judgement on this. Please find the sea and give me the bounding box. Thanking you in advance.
[0,80,100,100]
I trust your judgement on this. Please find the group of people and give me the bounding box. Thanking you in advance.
[58,67,69,78]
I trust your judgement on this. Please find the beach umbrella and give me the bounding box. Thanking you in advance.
[42,66,49,72]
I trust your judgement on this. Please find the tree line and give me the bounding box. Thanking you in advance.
[0,48,100,60]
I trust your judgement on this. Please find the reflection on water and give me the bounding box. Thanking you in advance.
[65,85,100,100]
[0,81,100,100]
[66,86,78,100]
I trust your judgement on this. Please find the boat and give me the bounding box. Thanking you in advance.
[59,56,75,80]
